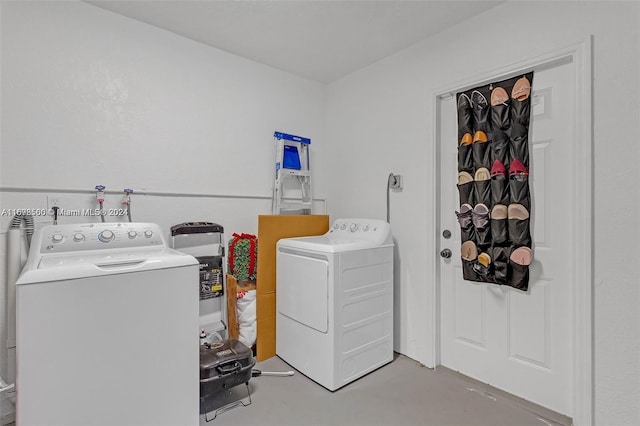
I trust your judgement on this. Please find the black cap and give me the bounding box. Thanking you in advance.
[170,222,224,236]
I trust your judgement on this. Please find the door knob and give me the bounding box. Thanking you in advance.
[440,249,452,259]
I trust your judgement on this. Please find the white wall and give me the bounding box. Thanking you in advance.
[0,1,327,198]
[0,0,328,229]
[326,1,639,424]
[0,1,326,420]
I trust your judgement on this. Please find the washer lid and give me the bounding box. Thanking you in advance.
[16,247,197,285]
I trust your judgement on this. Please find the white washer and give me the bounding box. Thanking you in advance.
[276,218,394,391]
[15,223,199,426]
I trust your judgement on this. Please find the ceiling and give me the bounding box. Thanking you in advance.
[87,1,503,84]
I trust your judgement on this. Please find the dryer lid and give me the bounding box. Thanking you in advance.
[277,235,378,253]
[277,218,393,253]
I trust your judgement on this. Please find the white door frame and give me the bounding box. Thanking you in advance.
[427,38,593,425]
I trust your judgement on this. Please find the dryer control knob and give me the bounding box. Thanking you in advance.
[362,225,370,232]
[128,231,137,239]
[98,230,115,243]
[333,223,339,230]
[52,234,64,243]
[340,223,347,230]
[144,230,153,238]
[350,223,358,232]
[73,233,85,242]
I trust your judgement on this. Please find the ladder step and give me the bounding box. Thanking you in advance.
[280,202,312,207]
[279,170,310,177]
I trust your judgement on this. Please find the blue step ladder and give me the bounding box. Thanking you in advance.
[272,131,312,214]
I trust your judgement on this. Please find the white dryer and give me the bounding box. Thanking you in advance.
[16,223,199,425]
[276,218,393,391]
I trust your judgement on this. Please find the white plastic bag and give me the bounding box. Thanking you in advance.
[236,289,256,348]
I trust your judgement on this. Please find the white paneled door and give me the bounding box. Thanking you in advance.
[439,60,574,416]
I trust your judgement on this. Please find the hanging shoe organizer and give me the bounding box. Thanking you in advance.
[455,72,534,291]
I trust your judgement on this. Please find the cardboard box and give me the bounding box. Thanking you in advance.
[255,214,329,361]
[256,215,329,295]
[256,292,276,360]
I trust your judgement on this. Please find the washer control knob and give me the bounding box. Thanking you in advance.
[52,234,64,243]
[98,230,115,243]
[333,223,340,230]
[127,231,137,239]
[350,223,358,232]
[144,230,153,238]
[362,225,370,232]
[73,233,85,242]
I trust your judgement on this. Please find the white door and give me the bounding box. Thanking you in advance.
[439,60,574,416]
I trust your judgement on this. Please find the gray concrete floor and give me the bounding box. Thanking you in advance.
[201,354,571,426]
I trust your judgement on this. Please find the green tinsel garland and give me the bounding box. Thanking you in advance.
[228,237,258,282]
